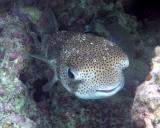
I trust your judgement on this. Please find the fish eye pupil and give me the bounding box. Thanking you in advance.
[68,68,75,79]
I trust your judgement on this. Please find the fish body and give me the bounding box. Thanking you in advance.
[49,31,129,99]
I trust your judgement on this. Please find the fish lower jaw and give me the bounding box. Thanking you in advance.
[96,85,123,97]
[75,85,123,100]
[96,85,122,93]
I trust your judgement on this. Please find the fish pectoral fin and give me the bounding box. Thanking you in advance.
[42,75,59,92]
[29,53,58,92]
[29,54,50,64]
[29,53,57,69]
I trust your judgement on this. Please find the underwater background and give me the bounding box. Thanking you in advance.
[0,0,160,128]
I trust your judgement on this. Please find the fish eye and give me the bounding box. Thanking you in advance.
[68,68,75,79]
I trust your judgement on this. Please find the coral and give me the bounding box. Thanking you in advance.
[0,14,37,127]
[131,46,160,128]
[0,12,56,127]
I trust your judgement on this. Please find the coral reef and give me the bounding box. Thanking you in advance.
[0,13,53,128]
[0,14,36,127]
[1,0,159,128]
[131,46,160,128]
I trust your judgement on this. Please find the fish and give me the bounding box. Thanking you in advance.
[31,31,129,100]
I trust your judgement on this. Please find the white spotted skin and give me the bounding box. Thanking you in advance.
[54,31,129,99]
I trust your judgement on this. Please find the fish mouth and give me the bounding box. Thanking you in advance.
[96,86,122,93]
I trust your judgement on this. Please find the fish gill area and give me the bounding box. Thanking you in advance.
[0,0,160,128]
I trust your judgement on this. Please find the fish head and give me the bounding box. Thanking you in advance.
[59,33,129,99]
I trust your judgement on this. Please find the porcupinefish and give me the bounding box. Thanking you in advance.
[31,31,129,100]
